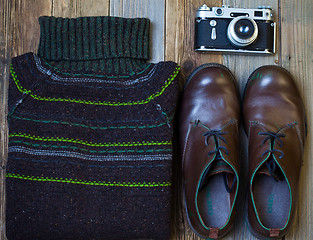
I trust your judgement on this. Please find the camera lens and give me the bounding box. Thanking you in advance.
[235,19,255,39]
[227,16,258,47]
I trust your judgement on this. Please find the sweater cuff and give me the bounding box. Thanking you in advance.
[38,16,150,61]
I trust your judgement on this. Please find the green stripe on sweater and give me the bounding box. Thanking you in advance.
[9,133,172,147]
[11,115,171,130]
[6,173,171,187]
[10,65,180,106]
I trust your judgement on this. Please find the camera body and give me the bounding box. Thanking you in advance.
[195,5,276,54]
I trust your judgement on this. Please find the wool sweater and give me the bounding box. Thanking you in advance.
[6,16,180,240]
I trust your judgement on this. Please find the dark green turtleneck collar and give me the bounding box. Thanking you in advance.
[37,16,150,75]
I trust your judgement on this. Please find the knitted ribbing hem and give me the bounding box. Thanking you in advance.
[38,16,150,73]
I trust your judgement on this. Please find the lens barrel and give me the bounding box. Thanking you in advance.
[227,16,258,47]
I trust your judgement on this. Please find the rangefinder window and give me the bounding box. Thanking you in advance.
[254,11,263,17]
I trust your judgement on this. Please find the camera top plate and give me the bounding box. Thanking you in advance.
[196,5,274,21]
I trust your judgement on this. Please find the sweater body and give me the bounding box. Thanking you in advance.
[6,52,179,240]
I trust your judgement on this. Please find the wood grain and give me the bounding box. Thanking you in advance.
[110,0,165,63]
[165,0,223,79]
[0,1,11,239]
[280,1,313,239]
[52,0,110,17]
[220,1,279,240]
[2,1,52,238]
[222,0,279,93]
[52,0,80,18]
[10,0,52,57]
[78,0,110,16]
[165,1,222,239]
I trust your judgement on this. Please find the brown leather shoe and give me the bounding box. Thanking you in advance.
[179,64,240,239]
[243,65,307,239]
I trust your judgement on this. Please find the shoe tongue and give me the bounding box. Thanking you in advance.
[207,158,233,177]
[256,156,283,181]
[257,163,272,176]
[199,156,234,192]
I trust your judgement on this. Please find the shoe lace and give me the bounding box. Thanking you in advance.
[202,130,229,156]
[200,129,236,193]
[259,131,286,181]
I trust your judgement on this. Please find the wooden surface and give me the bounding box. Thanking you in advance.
[165,0,223,79]
[110,0,165,62]
[1,0,312,239]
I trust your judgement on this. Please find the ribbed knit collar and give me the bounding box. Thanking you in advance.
[37,16,150,75]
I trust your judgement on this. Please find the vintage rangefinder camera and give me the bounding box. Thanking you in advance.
[195,5,276,54]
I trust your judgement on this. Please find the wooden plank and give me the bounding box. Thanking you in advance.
[165,0,223,79]
[2,1,52,238]
[165,2,222,239]
[0,1,12,238]
[221,1,279,239]
[110,0,165,63]
[10,0,52,57]
[280,1,313,239]
[52,0,110,17]
[52,0,80,18]
[222,0,279,93]
[78,0,110,16]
